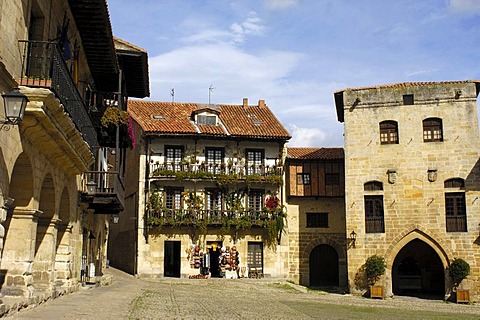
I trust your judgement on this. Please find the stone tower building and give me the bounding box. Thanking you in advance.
[334,80,480,300]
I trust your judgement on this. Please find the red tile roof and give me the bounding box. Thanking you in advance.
[287,147,344,160]
[128,100,291,140]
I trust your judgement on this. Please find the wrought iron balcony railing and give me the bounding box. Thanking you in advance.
[147,208,283,227]
[18,40,98,150]
[149,162,283,181]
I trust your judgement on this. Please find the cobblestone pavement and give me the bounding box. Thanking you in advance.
[5,268,480,319]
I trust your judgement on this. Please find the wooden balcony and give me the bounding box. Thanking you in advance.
[80,171,125,214]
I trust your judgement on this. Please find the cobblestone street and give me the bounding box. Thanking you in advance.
[5,268,480,320]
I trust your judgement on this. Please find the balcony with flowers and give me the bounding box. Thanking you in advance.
[146,191,286,244]
[149,159,283,186]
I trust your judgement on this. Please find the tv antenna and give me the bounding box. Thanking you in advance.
[170,88,175,102]
[208,85,215,105]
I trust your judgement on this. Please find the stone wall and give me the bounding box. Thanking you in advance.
[340,81,480,300]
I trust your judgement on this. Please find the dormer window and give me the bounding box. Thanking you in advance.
[197,114,217,126]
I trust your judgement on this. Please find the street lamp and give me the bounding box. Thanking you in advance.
[1,88,29,127]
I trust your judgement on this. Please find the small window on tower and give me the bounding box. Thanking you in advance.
[403,94,414,105]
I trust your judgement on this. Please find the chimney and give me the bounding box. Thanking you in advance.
[243,98,248,108]
[258,99,265,107]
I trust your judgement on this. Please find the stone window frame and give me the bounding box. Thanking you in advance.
[444,178,467,232]
[423,118,443,142]
[379,120,399,144]
[364,181,385,233]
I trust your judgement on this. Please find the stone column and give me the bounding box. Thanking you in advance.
[54,223,73,293]
[0,208,40,298]
[31,217,60,296]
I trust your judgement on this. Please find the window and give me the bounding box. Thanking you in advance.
[205,147,224,174]
[423,118,443,142]
[248,189,264,212]
[165,146,183,171]
[325,173,340,186]
[197,115,217,126]
[379,121,399,144]
[246,149,264,175]
[445,178,467,232]
[306,212,329,228]
[403,94,414,105]
[444,178,464,189]
[297,173,311,185]
[365,195,385,233]
[364,181,383,191]
[205,189,222,218]
[165,188,183,211]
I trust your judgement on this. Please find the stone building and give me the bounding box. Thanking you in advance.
[334,80,480,300]
[0,0,148,310]
[109,98,291,279]
[285,147,346,289]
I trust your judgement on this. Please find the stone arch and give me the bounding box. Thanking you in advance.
[3,152,34,254]
[384,227,450,299]
[9,152,34,209]
[309,244,339,287]
[300,236,347,288]
[385,226,450,269]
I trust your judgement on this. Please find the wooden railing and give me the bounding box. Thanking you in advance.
[365,216,385,233]
[81,171,125,209]
[446,215,467,232]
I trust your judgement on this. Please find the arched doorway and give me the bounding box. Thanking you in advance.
[392,239,444,298]
[309,244,338,287]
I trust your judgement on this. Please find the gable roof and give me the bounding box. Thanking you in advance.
[128,100,291,140]
[287,147,344,160]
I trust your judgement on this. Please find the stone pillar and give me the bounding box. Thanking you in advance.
[0,208,40,298]
[32,217,59,296]
[54,223,73,292]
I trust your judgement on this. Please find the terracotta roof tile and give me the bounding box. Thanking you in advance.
[287,147,344,160]
[128,100,291,140]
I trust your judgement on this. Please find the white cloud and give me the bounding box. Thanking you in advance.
[448,0,480,14]
[287,125,328,147]
[265,0,299,10]
[230,12,265,44]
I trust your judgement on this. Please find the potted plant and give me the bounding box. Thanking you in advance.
[365,255,386,299]
[449,258,470,303]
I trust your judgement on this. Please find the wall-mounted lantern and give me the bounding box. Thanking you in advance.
[112,214,120,224]
[1,88,29,128]
[349,230,357,248]
[86,181,96,195]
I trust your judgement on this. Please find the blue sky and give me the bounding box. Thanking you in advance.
[108,0,480,147]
